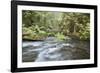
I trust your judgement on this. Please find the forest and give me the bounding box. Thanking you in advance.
[22,10,90,41]
[22,10,90,62]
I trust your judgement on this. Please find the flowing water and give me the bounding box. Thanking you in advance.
[22,37,90,62]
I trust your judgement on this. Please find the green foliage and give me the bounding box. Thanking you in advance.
[79,23,90,40]
[22,10,90,41]
[55,32,66,41]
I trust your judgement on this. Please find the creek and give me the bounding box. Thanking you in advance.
[22,37,90,62]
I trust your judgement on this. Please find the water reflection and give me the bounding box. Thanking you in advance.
[22,37,90,62]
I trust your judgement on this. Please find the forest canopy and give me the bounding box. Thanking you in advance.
[22,10,90,41]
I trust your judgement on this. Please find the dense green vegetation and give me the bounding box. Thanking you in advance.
[22,10,90,41]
